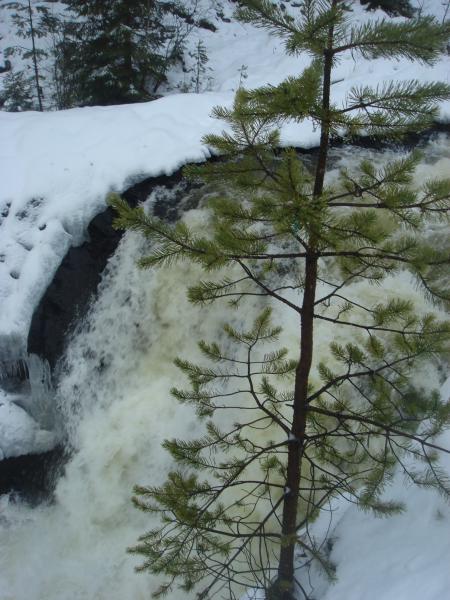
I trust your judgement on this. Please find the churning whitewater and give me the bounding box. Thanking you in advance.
[1,140,450,600]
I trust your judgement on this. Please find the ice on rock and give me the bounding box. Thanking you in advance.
[0,355,58,458]
[0,390,57,459]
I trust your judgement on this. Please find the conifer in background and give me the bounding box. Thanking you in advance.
[186,39,211,93]
[36,5,80,110]
[0,0,83,110]
[65,0,196,106]
[0,69,34,110]
[1,0,49,110]
[111,1,450,598]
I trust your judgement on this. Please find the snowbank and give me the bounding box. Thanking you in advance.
[320,428,450,600]
[0,94,226,361]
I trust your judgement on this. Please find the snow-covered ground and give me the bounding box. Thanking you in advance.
[305,413,450,600]
[321,435,450,600]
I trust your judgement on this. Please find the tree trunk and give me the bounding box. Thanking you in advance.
[275,252,317,599]
[27,0,43,111]
[273,7,336,597]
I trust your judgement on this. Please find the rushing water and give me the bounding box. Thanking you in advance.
[0,137,449,600]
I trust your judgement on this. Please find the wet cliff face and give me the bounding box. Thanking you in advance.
[0,447,65,503]
[26,206,124,370]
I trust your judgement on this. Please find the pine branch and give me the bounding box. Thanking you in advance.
[307,405,450,455]
[333,17,450,63]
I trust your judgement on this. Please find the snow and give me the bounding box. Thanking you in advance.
[0,94,231,361]
[271,379,450,600]
[315,435,450,600]
[289,376,450,600]
[321,471,450,599]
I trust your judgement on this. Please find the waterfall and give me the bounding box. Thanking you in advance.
[0,138,449,600]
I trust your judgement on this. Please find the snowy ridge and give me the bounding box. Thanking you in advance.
[0,91,304,361]
[0,94,228,361]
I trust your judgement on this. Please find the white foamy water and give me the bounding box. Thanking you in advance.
[0,139,449,600]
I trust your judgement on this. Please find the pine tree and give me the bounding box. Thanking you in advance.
[1,1,80,110]
[36,5,79,110]
[64,0,195,106]
[110,1,450,598]
[1,0,49,111]
[188,39,211,93]
[0,70,34,110]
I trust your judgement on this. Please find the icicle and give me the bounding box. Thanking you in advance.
[25,353,56,431]
[0,358,28,380]
[0,333,27,375]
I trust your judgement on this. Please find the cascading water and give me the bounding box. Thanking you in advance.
[0,138,449,600]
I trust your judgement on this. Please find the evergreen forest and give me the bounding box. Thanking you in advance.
[0,0,418,111]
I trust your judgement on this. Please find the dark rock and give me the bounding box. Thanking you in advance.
[0,59,11,74]
[27,206,122,369]
[1,168,196,502]
[198,18,217,32]
[0,446,65,504]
